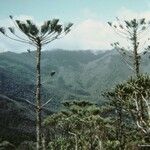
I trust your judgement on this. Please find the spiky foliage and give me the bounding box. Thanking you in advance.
[43,101,116,150]
[0,16,73,47]
[0,15,73,150]
[105,75,150,144]
[108,18,150,76]
[103,86,140,150]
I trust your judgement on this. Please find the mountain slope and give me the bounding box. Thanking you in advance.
[0,49,150,144]
[1,49,150,109]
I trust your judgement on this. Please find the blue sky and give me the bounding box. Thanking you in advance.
[0,0,150,52]
[0,0,150,22]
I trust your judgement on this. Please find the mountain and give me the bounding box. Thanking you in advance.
[1,49,150,108]
[0,94,35,144]
[0,49,150,144]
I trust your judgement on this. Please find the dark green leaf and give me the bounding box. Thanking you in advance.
[29,23,39,36]
[107,22,112,26]
[0,27,5,34]
[64,23,73,33]
[139,18,145,25]
[125,21,131,28]
[9,15,13,19]
[8,27,15,34]
[41,20,51,34]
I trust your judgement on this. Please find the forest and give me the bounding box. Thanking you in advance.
[0,11,150,150]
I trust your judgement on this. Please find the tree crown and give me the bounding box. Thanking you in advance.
[0,15,73,46]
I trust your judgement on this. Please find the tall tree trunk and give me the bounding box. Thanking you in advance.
[118,105,124,150]
[36,43,42,150]
[115,104,124,150]
[133,28,140,77]
[133,29,146,135]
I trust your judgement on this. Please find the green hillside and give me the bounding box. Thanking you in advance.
[0,49,150,146]
[1,49,150,110]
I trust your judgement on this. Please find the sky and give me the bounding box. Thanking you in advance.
[0,0,150,52]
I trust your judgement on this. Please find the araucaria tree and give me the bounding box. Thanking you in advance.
[0,15,73,150]
[105,75,150,142]
[107,18,150,149]
[108,18,150,77]
[44,101,116,150]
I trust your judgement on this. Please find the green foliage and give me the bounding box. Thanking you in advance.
[0,49,150,149]
[0,141,16,150]
[0,95,36,146]
[16,141,36,150]
[0,16,73,150]
[0,16,73,47]
[108,17,150,77]
[0,27,5,34]
[104,140,120,150]
[43,101,115,150]
[0,50,139,111]
[104,74,150,148]
[48,137,74,150]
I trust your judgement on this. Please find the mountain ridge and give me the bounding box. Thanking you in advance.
[0,49,150,144]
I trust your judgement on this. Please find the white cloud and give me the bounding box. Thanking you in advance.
[0,15,36,52]
[41,8,150,51]
[1,10,150,53]
[0,16,114,52]
[50,19,114,50]
[115,8,150,52]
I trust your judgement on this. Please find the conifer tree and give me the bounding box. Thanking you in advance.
[0,15,73,150]
[108,19,150,148]
[108,18,150,77]
[44,101,111,150]
[105,75,150,146]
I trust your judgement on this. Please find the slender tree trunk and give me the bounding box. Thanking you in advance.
[118,106,124,150]
[133,29,146,136]
[42,134,46,150]
[133,28,140,77]
[36,43,42,150]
